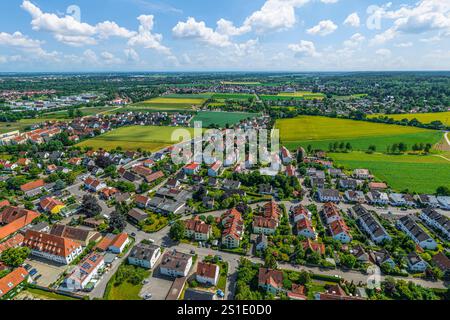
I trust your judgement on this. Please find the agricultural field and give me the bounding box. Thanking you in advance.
[275,116,442,152]
[191,111,259,127]
[221,81,261,85]
[333,94,368,101]
[210,93,255,100]
[277,91,326,100]
[41,106,119,119]
[77,125,196,151]
[330,152,450,194]
[0,118,59,134]
[130,95,208,111]
[369,111,450,126]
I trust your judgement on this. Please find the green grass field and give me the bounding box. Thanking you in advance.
[333,94,368,101]
[369,111,450,126]
[77,125,196,151]
[0,118,62,134]
[330,152,450,193]
[41,106,118,119]
[277,91,326,100]
[210,93,255,100]
[129,95,208,111]
[191,111,259,127]
[275,116,442,152]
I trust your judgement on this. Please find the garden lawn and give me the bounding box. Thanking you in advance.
[77,125,195,151]
[330,152,450,194]
[275,116,442,152]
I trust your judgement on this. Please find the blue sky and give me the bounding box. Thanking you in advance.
[0,0,449,71]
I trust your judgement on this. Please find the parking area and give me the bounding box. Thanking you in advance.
[25,256,68,287]
[139,268,174,300]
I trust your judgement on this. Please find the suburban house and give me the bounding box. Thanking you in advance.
[419,208,450,239]
[280,146,292,164]
[39,197,65,215]
[196,262,220,286]
[145,171,165,184]
[135,195,151,209]
[183,163,200,175]
[350,245,370,263]
[159,250,193,278]
[63,253,105,291]
[221,208,244,249]
[20,179,45,197]
[389,193,416,207]
[296,218,317,239]
[322,202,341,224]
[339,179,358,190]
[352,204,391,244]
[108,233,130,254]
[127,208,148,225]
[437,196,450,210]
[255,234,268,252]
[0,207,40,241]
[291,205,312,223]
[50,224,100,247]
[322,203,352,243]
[345,190,366,203]
[407,252,428,272]
[370,249,396,269]
[208,161,223,177]
[96,233,130,254]
[184,218,212,241]
[397,215,437,250]
[84,177,106,192]
[329,219,352,244]
[315,284,365,300]
[258,268,284,294]
[23,230,83,265]
[353,169,371,180]
[368,182,388,191]
[317,189,340,203]
[0,267,29,300]
[415,194,440,208]
[366,190,389,206]
[252,216,278,235]
[128,242,162,269]
[100,187,118,201]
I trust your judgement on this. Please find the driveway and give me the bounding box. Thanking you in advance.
[140,267,174,300]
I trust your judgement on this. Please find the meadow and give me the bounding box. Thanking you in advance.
[275,116,442,152]
[77,125,196,151]
[369,111,450,126]
[330,152,450,194]
[210,93,255,100]
[129,95,208,111]
[277,91,326,100]
[191,111,259,127]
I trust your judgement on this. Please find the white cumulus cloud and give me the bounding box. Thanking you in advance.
[307,20,338,36]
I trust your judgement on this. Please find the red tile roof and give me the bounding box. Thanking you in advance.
[258,268,283,288]
[197,262,218,279]
[145,171,164,183]
[0,267,28,298]
[110,233,128,249]
[23,230,81,258]
[0,233,24,254]
[20,179,45,192]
